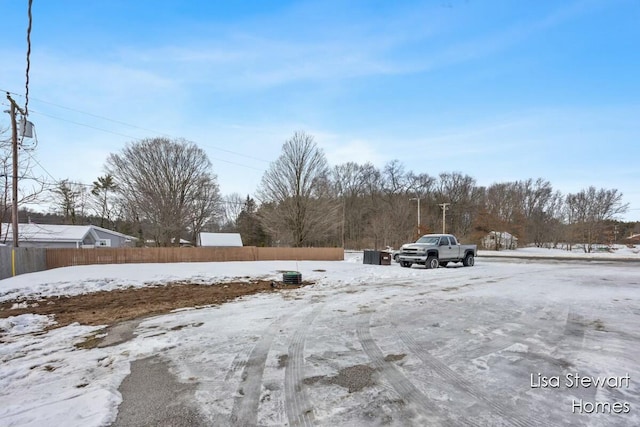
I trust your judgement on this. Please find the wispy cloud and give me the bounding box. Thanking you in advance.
[99,1,602,91]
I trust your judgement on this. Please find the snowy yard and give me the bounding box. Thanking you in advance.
[1,253,639,426]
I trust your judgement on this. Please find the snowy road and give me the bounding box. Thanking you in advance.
[1,256,640,426]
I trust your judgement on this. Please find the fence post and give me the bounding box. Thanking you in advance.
[12,248,16,276]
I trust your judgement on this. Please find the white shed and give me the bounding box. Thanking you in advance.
[198,232,243,247]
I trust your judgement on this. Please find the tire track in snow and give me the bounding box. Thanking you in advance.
[563,311,586,344]
[224,348,250,381]
[356,312,480,427]
[396,329,538,427]
[284,305,323,427]
[230,315,289,427]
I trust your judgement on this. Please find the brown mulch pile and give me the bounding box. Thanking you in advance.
[0,281,308,329]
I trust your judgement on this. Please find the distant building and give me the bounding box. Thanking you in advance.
[482,231,518,250]
[145,238,193,247]
[197,232,243,247]
[0,223,137,248]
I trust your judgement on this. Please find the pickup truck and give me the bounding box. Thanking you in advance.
[397,234,476,269]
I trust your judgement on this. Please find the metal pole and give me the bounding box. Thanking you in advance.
[8,95,19,247]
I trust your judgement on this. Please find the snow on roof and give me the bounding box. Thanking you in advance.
[1,224,137,243]
[198,232,243,247]
[2,223,92,242]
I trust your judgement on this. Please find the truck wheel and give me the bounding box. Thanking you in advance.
[400,261,412,268]
[463,253,475,267]
[426,256,439,269]
[439,261,449,268]
[393,254,399,262]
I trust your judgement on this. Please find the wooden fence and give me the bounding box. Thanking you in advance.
[45,246,344,269]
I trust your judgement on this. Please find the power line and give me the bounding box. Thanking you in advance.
[7,93,172,136]
[2,102,266,173]
[23,150,58,184]
[24,0,33,116]
[7,122,264,175]
[0,88,270,165]
[25,108,147,140]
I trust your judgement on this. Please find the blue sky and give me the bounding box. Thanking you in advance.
[1,0,639,220]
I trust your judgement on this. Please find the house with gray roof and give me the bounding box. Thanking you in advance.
[0,223,137,248]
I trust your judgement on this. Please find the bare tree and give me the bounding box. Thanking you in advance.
[472,183,512,248]
[0,129,11,239]
[106,137,221,247]
[50,179,88,224]
[257,131,338,247]
[188,177,222,244]
[0,127,47,242]
[332,162,375,248]
[382,160,408,195]
[219,192,245,231]
[566,187,628,252]
[520,179,560,246]
[436,172,478,238]
[90,174,118,228]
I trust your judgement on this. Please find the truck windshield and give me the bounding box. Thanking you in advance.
[416,236,441,245]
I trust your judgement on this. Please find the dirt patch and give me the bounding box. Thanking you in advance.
[75,332,106,349]
[0,280,310,329]
[592,319,606,331]
[277,354,289,369]
[383,353,406,362]
[328,365,376,393]
[303,365,377,393]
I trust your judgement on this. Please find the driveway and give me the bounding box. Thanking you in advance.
[110,259,640,426]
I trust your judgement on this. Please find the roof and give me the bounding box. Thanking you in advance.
[1,223,137,243]
[198,232,243,247]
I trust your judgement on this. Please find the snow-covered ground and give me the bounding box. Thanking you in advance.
[1,254,639,426]
[478,244,640,259]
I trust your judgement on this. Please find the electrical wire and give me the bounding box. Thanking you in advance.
[26,109,144,140]
[0,88,270,165]
[22,149,58,184]
[2,103,266,172]
[25,0,33,116]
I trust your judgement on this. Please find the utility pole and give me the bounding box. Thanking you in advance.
[6,93,25,248]
[439,202,450,234]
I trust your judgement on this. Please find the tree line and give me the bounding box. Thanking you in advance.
[224,131,632,252]
[1,130,635,251]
